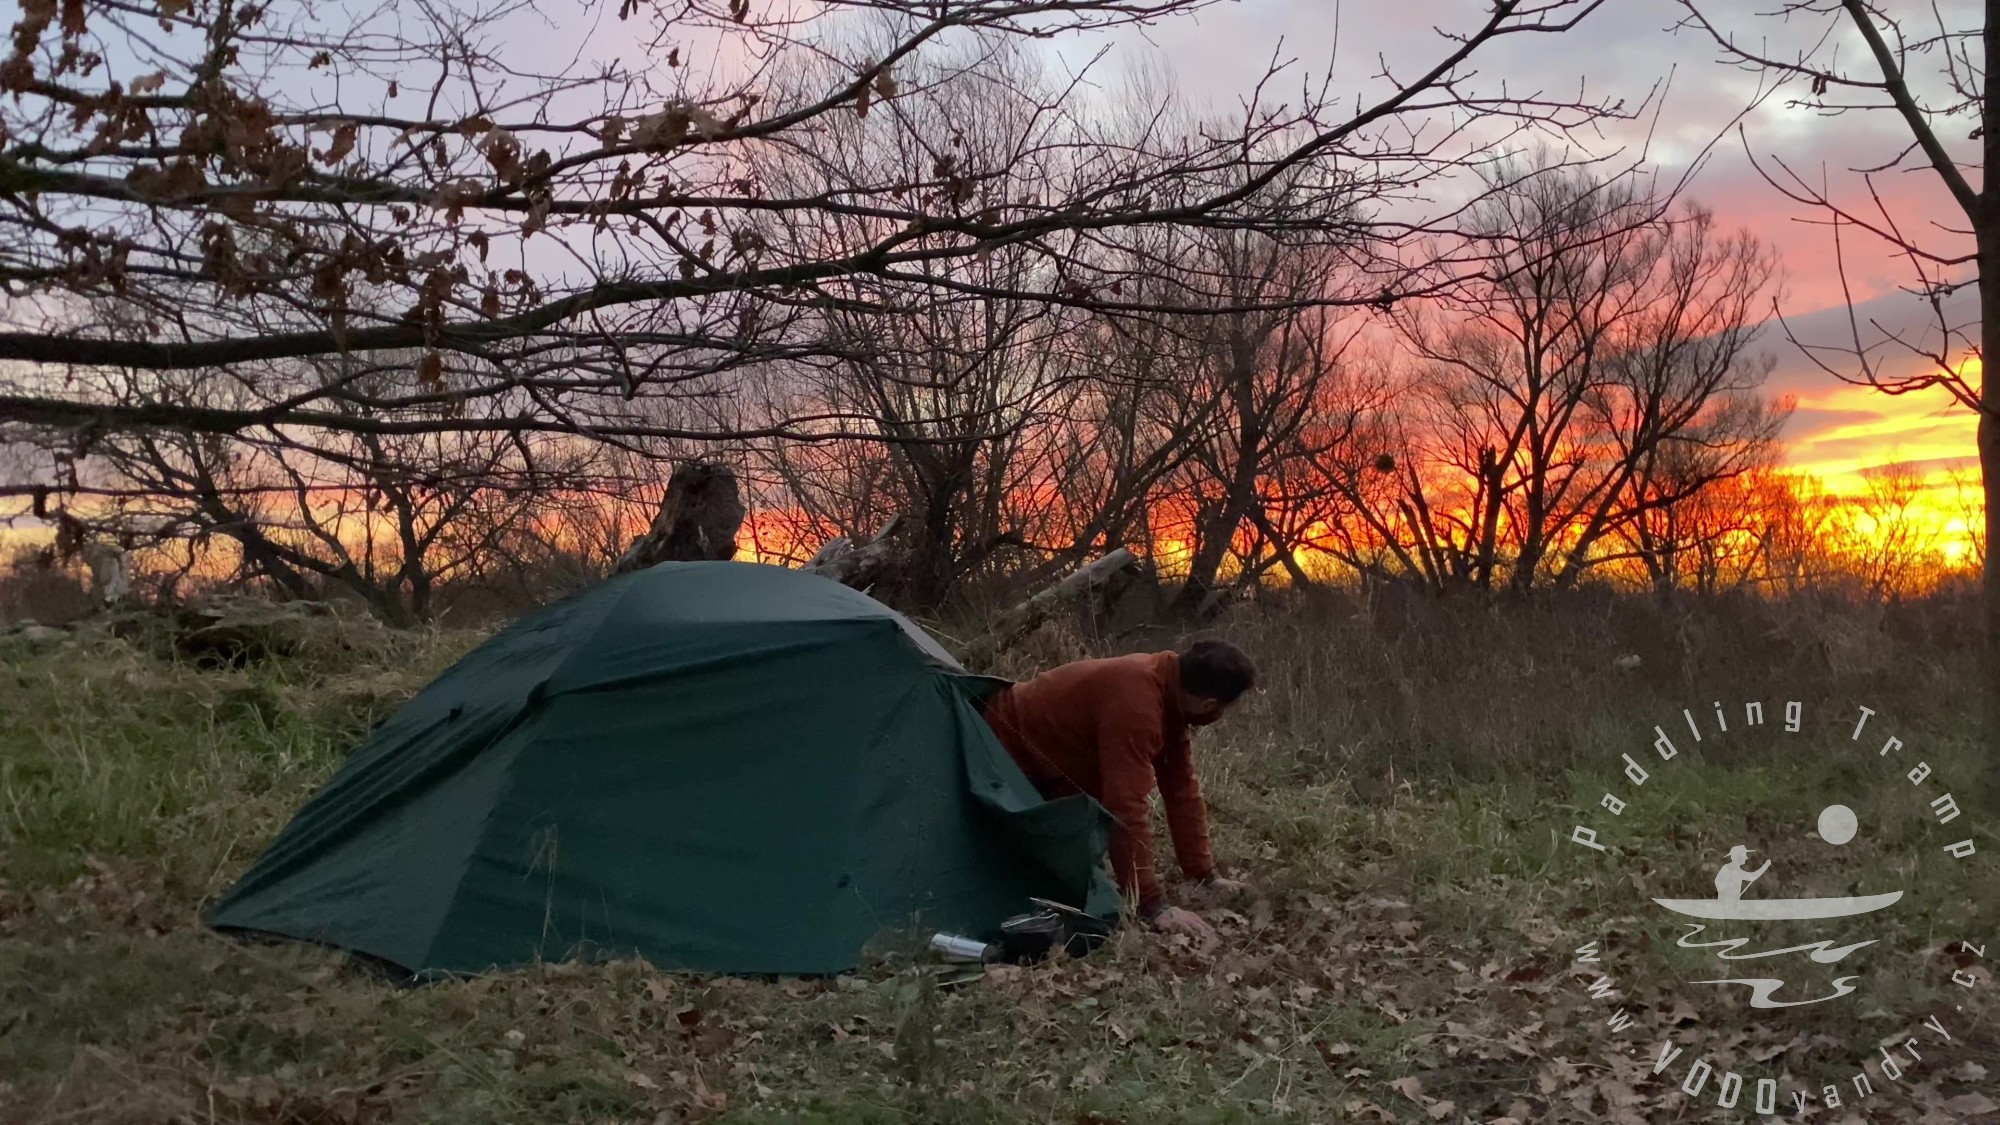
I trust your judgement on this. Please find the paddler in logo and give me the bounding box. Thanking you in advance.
[1714,844,1770,904]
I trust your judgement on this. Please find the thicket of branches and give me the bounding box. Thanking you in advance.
[4,0,1971,627]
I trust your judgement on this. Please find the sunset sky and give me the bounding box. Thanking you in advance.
[1067,0,1984,548]
[1,0,1984,569]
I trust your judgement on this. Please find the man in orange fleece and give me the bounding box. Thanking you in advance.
[980,640,1257,951]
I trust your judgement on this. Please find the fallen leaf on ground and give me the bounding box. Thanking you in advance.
[1944,1093,1998,1115]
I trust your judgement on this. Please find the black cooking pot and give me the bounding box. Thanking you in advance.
[997,909,1064,963]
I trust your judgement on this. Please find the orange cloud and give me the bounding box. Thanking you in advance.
[1775,374,1983,564]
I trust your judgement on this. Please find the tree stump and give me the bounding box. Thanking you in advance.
[80,542,131,606]
[614,462,746,575]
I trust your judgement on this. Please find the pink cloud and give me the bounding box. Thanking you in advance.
[1115,0,1984,503]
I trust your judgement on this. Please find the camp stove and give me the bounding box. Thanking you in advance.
[929,896,1110,966]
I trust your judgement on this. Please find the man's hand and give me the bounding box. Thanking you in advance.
[1148,906,1220,954]
[1182,872,1254,913]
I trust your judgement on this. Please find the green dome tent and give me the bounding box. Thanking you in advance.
[207,562,1118,977]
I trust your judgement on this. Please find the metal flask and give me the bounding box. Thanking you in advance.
[929,933,998,963]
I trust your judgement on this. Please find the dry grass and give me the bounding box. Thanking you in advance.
[2,591,1995,1123]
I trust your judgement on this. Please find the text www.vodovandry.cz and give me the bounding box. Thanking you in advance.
[1563,701,1987,1117]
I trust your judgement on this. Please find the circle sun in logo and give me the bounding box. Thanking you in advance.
[1816,803,1857,846]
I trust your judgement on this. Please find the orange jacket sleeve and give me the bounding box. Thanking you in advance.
[1095,695,1167,916]
[1155,726,1216,882]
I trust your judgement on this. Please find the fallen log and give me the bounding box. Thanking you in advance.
[801,516,906,592]
[165,596,337,667]
[958,549,1140,671]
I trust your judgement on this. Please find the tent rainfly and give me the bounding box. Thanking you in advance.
[207,561,1118,976]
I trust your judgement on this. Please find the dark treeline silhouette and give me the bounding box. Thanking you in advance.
[0,0,1982,641]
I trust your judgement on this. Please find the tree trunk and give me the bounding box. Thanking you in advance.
[1979,221,2000,797]
[1174,459,1262,616]
[1474,447,1506,590]
[1981,0,1999,800]
[614,461,745,575]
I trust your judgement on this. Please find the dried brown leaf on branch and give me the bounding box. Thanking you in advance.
[481,129,521,179]
[316,122,358,166]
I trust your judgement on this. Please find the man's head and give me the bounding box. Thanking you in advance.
[1176,639,1257,726]
[1729,845,1751,864]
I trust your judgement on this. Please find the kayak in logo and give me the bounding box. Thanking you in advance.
[1655,807,1900,922]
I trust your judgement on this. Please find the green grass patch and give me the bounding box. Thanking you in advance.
[2,616,1994,1123]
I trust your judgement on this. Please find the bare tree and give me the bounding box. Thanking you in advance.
[1733,469,1856,598]
[745,39,1086,607]
[1613,424,1784,596]
[1142,228,1370,614]
[1038,290,1216,567]
[1852,461,1950,598]
[739,41,1398,610]
[1351,166,1783,591]
[1673,0,1997,780]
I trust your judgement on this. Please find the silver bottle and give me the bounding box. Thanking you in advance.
[929,933,997,962]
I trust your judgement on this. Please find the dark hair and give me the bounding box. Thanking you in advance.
[1178,639,1257,703]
